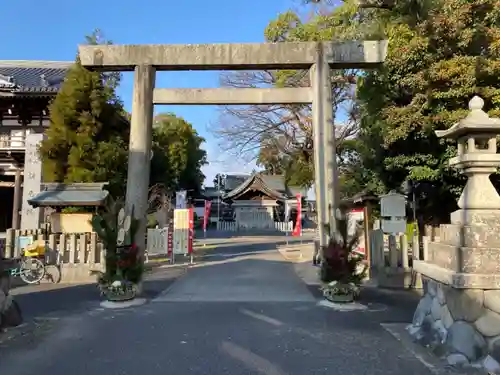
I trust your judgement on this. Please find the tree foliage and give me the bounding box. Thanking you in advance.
[150,113,207,194]
[39,30,128,197]
[230,0,500,225]
[40,30,208,200]
[356,0,500,223]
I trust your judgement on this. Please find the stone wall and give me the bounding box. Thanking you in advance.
[0,260,23,329]
[408,276,500,370]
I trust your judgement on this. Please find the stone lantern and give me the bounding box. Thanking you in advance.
[436,95,500,221]
[408,96,500,370]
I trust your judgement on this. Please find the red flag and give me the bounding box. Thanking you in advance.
[203,200,212,231]
[292,194,302,236]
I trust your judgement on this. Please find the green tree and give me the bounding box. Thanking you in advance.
[356,0,500,223]
[39,31,129,198]
[257,138,286,175]
[150,113,207,194]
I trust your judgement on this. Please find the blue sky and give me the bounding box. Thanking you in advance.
[1,0,305,186]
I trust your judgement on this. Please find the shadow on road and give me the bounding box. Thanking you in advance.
[196,229,308,239]
[197,236,313,251]
[9,234,420,329]
[10,266,184,320]
[8,236,289,321]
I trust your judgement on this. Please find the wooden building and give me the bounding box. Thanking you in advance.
[223,173,306,229]
[0,60,72,231]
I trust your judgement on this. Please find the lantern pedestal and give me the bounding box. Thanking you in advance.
[408,97,500,368]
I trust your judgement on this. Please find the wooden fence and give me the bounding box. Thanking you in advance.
[216,221,294,232]
[2,228,104,283]
[370,229,430,289]
[146,227,169,258]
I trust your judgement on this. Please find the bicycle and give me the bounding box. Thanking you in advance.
[8,240,47,284]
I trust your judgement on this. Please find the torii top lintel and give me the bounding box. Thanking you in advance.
[78,41,388,72]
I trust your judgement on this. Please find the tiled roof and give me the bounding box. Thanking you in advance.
[223,173,305,201]
[28,183,109,207]
[0,60,72,94]
[259,174,307,196]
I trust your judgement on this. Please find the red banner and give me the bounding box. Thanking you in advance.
[188,208,194,254]
[167,222,173,256]
[203,200,212,231]
[292,194,302,237]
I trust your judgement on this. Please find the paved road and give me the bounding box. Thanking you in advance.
[0,236,438,375]
[9,234,305,320]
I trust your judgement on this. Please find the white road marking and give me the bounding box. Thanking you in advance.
[239,309,284,326]
[381,323,441,375]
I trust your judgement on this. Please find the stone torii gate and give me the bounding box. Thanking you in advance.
[78,40,388,252]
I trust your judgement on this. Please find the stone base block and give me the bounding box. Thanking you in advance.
[413,260,500,289]
[407,275,500,371]
[373,267,422,289]
[100,298,147,309]
[428,242,500,274]
[451,209,500,226]
[60,263,104,284]
[440,223,500,248]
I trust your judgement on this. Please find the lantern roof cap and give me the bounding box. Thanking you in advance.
[435,96,500,139]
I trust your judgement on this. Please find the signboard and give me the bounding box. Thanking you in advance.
[17,236,34,253]
[292,194,302,236]
[173,208,191,254]
[380,191,406,217]
[284,200,290,223]
[175,190,187,209]
[380,190,407,234]
[347,208,365,257]
[381,219,407,234]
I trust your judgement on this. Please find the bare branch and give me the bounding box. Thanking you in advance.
[147,184,173,214]
[210,64,361,172]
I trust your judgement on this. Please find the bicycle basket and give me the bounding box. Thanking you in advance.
[23,241,46,257]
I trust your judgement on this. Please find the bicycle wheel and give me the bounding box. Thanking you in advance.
[19,258,46,284]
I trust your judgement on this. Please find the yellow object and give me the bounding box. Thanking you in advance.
[23,240,46,257]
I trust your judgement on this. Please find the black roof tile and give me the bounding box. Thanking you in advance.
[0,60,72,94]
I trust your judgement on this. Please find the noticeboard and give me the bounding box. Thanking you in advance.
[173,208,194,255]
[347,208,365,257]
[380,191,406,218]
[381,219,406,234]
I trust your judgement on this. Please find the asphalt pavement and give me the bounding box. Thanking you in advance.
[0,234,443,375]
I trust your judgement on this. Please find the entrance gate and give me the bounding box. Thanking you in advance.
[78,40,387,251]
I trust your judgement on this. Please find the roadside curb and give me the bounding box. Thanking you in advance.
[145,261,189,273]
[193,245,218,259]
[277,242,313,263]
[150,265,190,301]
